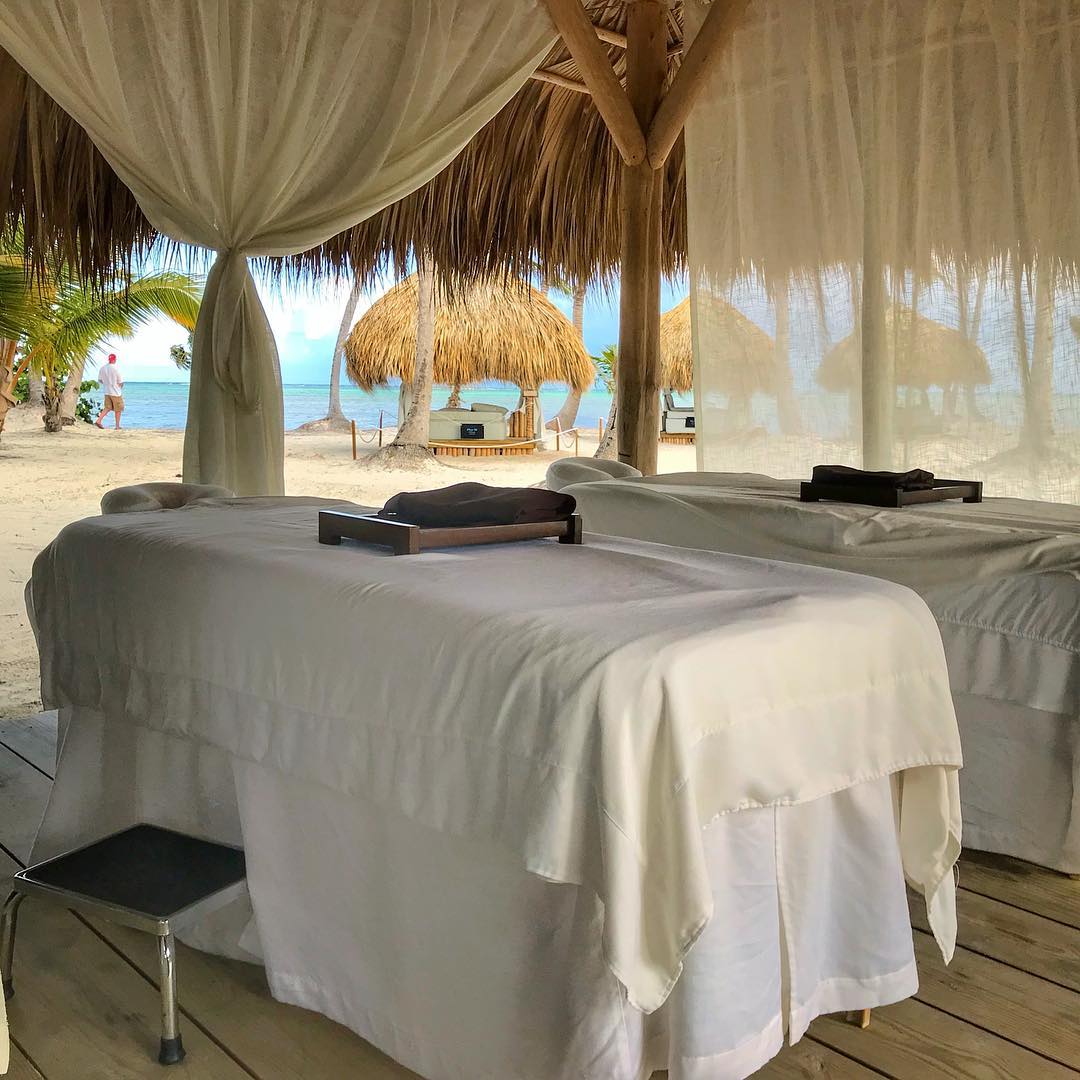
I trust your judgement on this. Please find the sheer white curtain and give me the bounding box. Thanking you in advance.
[683,0,1080,502]
[0,1,554,493]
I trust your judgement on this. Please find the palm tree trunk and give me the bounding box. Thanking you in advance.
[596,399,618,459]
[27,371,44,408]
[773,286,802,436]
[371,257,438,468]
[328,276,363,422]
[0,339,17,441]
[1028,261,1055,450]
[59,355,88,424]
[547,284,586,432]
[42,374,64,432]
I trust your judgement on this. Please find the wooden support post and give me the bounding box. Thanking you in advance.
[378,409,384,447]
[351,419,357,460]
[616,0,667,475]
[541,0,647,165]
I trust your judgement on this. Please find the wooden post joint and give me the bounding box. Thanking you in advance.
[541,0,648,165]
[645,0,751,168]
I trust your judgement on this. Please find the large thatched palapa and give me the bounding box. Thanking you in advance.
[660,296,776,395]
[345,275,595,394]
[817,307,991,393]
[0,3,686,290]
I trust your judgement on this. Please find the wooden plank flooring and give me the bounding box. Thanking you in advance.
[2,711,1078,1079]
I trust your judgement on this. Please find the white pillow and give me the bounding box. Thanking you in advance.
[101,482,234,514]
[545,458,643,492]
[471,402,508,416]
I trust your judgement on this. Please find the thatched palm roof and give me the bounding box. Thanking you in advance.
[817,307,991,392]
[4,4,1077,291]
[0,3,685,289]
[660,296,776,395]
[345,275,595,393]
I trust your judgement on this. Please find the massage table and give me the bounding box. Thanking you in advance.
[548,465,1080,875]
[27,495,963,1079]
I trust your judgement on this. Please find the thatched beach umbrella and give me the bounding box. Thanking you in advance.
[660,297,776,396]
[817,307,991,393]
[345,275,595,396]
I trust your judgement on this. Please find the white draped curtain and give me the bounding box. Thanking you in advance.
[684,0,1080,502]
[0,0,555,493]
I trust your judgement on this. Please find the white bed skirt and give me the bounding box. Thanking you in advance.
[34,709,923,1080]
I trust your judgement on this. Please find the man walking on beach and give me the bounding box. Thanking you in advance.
[95,353,124,429]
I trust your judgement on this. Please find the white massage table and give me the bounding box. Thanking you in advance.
[28,496,963,1079]
[550,467,1080,875]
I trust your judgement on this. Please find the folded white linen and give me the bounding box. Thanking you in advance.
[28,497,962,1013]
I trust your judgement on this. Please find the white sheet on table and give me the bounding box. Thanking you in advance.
[35,708,921,1080]
[28,497,961,1012]
[558,473,1080,588]
[562,473,1080,716]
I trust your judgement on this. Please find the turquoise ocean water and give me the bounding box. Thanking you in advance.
[110,381,618,433]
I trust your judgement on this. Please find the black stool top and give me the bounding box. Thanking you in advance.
[20,824,246,920]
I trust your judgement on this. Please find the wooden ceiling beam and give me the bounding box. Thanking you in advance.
[594,26,628,49]
[530,68,590,94]
[646,0,750,167]
[542,0,647,165]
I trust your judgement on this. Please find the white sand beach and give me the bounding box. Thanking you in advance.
[0,406,694,718]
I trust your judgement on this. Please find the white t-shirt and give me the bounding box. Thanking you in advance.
[98,363,124,397]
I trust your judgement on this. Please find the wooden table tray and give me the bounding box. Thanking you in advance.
[800,479,983,508]
[318,509,583,554]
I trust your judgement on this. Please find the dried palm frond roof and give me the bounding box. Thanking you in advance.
[817,307,991,392]
[345,274,595,392]
[660,296,777,395]
[0,3,686,290]
[0,50,157,286]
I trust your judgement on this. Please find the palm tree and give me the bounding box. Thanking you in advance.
[296,276,363,432]
[379,253,437,463]
[0,242,200,434]
[594,344,618,459]
[545,279,587,432]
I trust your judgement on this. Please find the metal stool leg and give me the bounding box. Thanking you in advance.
[157,932,185,1065]
[1,891,24,1001]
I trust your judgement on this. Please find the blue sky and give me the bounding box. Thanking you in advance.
[110,269,690,384]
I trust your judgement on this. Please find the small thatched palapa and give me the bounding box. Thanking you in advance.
[818,307,991,392]
[345,276,595,394]
[661,297,777,396]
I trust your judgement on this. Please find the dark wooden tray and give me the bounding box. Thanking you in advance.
[318,509,583,554]
[800,479,983,508]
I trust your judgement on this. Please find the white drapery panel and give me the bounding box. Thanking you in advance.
[0,1,555,493]
[684,0,1080,502]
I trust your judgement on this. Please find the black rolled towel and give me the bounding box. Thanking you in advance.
[379,483,577,527]
[811,465,935,492]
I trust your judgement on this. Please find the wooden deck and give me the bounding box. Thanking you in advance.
[1,711,1077,1079]
[429,437,536,457]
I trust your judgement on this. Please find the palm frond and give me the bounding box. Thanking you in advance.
[0,260,36,341]
[22,269,201,376]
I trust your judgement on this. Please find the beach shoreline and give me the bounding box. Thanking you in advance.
[0,406,695,718]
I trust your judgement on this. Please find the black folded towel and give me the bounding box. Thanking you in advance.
[811,465,936,492]
[379,483,577,528]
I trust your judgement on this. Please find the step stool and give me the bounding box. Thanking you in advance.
[1,824,246,1065]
